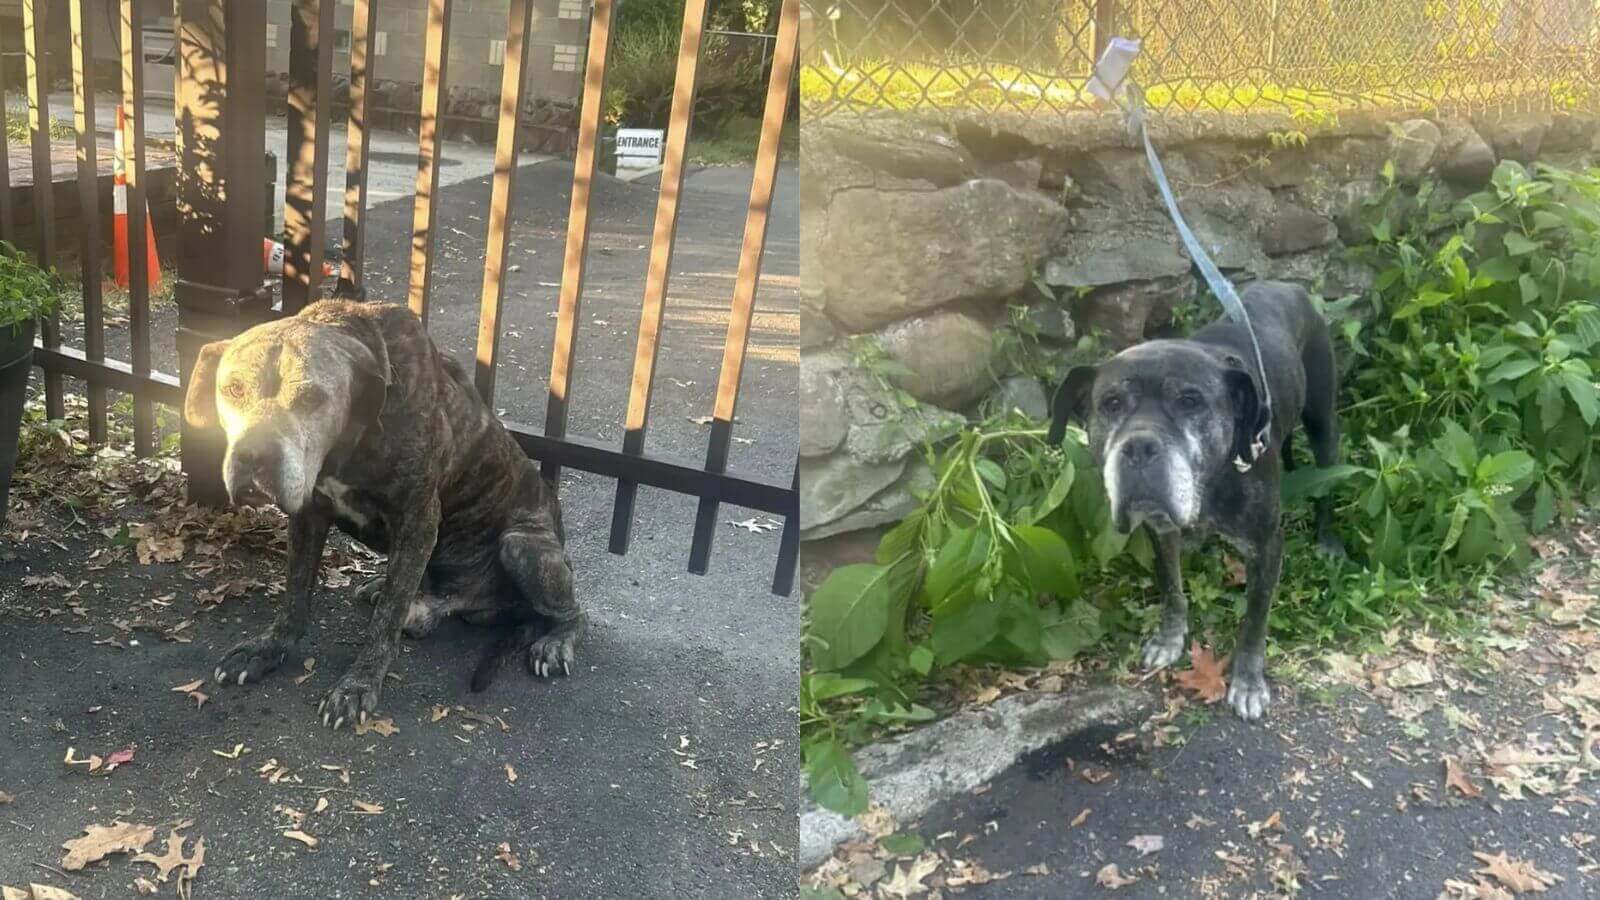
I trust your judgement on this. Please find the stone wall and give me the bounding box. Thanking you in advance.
[799,106,1600,591]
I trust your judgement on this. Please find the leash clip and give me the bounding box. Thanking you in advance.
[1232,423,1272,474]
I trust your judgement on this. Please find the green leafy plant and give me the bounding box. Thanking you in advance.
[802,159,1600,818]
[803,422,1137,815]
[0,242,61,332]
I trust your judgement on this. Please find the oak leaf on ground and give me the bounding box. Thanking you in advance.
[131,828,205,883]
[59,821,156,870]
[1473,851,1559,893]
[1173,643,1229,703]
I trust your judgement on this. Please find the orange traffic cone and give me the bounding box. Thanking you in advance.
[263,238,334,279]
[112,105,161,292]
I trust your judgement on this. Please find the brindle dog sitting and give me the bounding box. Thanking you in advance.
[184,300,585,729]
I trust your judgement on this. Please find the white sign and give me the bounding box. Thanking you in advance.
[616,128,665,168]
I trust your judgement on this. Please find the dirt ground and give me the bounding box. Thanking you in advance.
[1,156,799,899]
[807,518,1600,899]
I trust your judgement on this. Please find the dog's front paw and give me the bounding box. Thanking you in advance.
[1226,664,1271,721]
[527,633,581,678]
[319,671,383,730]
[1141,628,1187,670]
[214,635,293,686]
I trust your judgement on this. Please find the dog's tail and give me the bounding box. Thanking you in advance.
[470,621,540,693]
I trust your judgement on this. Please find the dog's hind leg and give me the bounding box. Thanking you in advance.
[1300,322,1346,557]
[495,519,586,681]
[1141,528,1189,669]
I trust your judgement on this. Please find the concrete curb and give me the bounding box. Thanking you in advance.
[799,684,1152,869]
[616,164,664,183]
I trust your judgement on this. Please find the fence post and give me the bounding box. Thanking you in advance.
[1092,0,1118,62]
[174,0,274,506]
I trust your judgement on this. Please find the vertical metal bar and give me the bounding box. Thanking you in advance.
[607,0,709,556]
[1092,0,1117,62]
[772,464,798,596]
[24,0,64,421]
[335,0,378,299]
[0,53,13,244]
[472,0,535,404]
[282,0,336,314]
[406,0,453,325]
[688,0,798,576]
[542,0,615,484]
[175,0,272,506]
[121,0,154,455]
[71,0,109,444]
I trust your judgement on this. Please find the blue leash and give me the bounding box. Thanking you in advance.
[1125,83,1273,471]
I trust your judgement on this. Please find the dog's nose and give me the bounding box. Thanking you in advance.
[232,443,267,475]
[1121,435,1162,469]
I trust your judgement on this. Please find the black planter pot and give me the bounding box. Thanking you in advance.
[0,318,36,530]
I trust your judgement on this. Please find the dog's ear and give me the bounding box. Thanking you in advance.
[1225,368,1261,465]
[336,332,389,429]
[183,340,229,429]
[1048,365,1097,444]
[343,340,389,429]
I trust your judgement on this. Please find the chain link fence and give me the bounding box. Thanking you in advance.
[800,0,1600,119]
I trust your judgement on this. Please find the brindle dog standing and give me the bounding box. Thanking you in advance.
[184,300,586,729]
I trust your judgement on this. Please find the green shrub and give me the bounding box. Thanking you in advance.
[801,158,1600,817]
[0,242,60,332]
[605,25,764,132]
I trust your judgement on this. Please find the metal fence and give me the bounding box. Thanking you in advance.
[4,0,800,595]
[800,0,1600,118]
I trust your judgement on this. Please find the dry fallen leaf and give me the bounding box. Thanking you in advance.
[431,706,450,722]
[60,821,157,870]
[211,744,246,760]
[495,842,522,871]
[1473,851,1559,893]
[103,747,135,772]
[1069,808,1090,827]
[879,854,940,897]
[62,747,102,773]
[2,887,82,900]
[351,801,384,815]
[1387,659,1435,689]
[294,658,317,686]
[1096,862,1139,889]
[282,830,319,849]
[1445,756,1483,798]
[0,791,12,805]
[131,828,205,883]
[1174,642,1229,703]
[1127,834,1164,857]
[170,679,204,694]
[506,764,518,784]
[133,877,159,895]
[354,718,398,737]
[314,797,330,814]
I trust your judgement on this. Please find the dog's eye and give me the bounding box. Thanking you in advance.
[222,380,247,401]
[1098,395,1123,414]
[292,386,326,412]
[1176,392,1204,412]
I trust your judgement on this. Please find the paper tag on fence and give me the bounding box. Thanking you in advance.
[1087,37,1142,102]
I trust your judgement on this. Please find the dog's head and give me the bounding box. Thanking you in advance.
[184,316,389,514]
[1048,340,1260,534]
